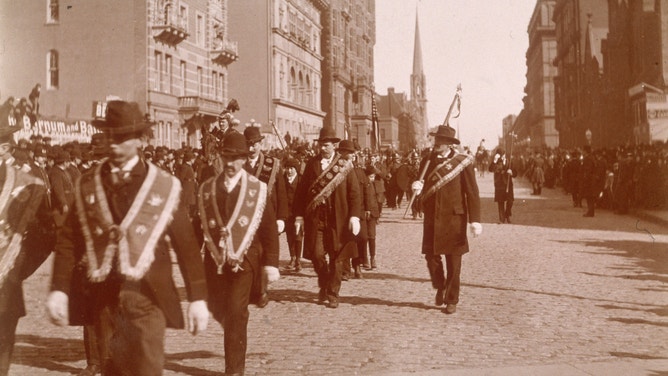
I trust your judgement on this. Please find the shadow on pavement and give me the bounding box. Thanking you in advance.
[269,288,439,310]
[164,350,221,376]
[12,334,85,374]
[559,239,668,279]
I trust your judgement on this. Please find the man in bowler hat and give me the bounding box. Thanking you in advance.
[293,127,361,308]
[197,131,280,375]
[412,124,482,314]
[46,100,209,374]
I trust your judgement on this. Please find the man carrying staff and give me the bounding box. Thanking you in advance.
[412,124,482,314]
[198,131,280,375]
[46,100,209,374]
[293,127,361,309]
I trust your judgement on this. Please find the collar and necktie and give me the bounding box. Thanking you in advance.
[110,155,139,186]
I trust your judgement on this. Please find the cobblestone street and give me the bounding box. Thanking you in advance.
[10,174,668,375]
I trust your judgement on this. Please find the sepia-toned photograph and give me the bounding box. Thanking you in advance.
[1,0,667,375]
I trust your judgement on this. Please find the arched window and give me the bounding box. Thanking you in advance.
[298,71,304,105]
[305,75,311,107]
[290,67,296,102]
[47,50,59,89]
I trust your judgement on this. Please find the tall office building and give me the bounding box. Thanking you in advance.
[321,0,376,148]
[227,0,328,147]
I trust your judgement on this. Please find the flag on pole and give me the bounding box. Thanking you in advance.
[371,92,381,152]
[453,84,462,119]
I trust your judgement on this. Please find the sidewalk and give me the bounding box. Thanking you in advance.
[384,358,668,375]
[633,209,668,228]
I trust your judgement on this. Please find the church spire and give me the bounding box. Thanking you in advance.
[411,6,428,131]
[412,8,424,77]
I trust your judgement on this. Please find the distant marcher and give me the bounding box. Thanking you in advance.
[488,148,517,223]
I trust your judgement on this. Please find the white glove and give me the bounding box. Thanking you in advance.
[349,217,360,236]
[263,266,280,283]
[469,222,483,238]
[46,290,69,326]
[186,300,209,336]
[493,154,500,163]
[276,220,285,234]
[295,216,304,235]
[506,169,513,175]
[411,180,424,195]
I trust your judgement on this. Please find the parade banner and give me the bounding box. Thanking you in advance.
[12,115,100,144]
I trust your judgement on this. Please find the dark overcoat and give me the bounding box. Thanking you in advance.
[419,153,481,256]
[293,154,362,261]
[50,160,208,329]
[488,158,517,202]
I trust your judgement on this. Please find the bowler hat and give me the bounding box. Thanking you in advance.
[317,127,340,143]
[243,126,264,144]
[54,149,71,164]
[284,157,300,170]
[337,139,356,154]
[220,132,250,158]
[91,100,154,137]
[429,125,460,145]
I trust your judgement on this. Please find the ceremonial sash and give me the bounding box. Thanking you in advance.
[198,171,267,274]
[421,152,474,201]
[75,160,181,282]
[249,153,280,198]
[0,164,45,289]
[305,154,353,215]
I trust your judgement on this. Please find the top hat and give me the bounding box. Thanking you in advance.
[220,132,250,158]
[91,101,154,137]
[337,139,356,154]
[317,127,340,143]
[243,126,264,144]
[429,125,460,145]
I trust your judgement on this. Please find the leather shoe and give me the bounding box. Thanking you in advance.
[434,288,445,306]
[256,292,269,308]
[444,304,457,314]
[79,364,101,376]
[326,300,339,309]
[317,289,327,304]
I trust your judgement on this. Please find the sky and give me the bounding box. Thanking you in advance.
[374,0,537,149]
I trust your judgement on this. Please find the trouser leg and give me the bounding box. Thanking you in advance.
[505,200,513,218]
[222,260,253,375]
[312,230,329,290]
[424,254,445,290]
[0,313,19,376]
[444,255,462,304]
[84,324,100,367]
[497,202,505,222]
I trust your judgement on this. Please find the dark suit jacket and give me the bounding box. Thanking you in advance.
[50,159,207,329]
[244,153,289,221]
[293,154,362,260]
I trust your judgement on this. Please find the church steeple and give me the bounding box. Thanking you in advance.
[411,7,428,130]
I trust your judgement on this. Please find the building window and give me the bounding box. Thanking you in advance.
[196,14,204,46]
[165,54,172,94]
[155,51,162,91]
[179,5,188,30]
[47,0,59,23]
[197,66,203,96]
[180,60,186,96]
[47,50,59,89]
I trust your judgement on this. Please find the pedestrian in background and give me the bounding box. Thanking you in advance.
[283,157,303,272]
[363,165,381,270]
[488,148,517,224]
[412,124,482,315]
[46,101,209,375]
